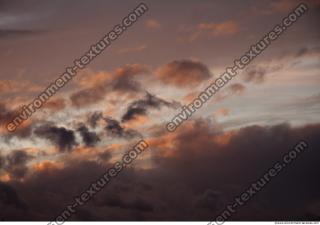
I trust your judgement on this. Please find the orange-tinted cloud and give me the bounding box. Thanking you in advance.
[198,20,239,36]
[252,0,320,15]
[147,132,178,157]
[181,20,240,42]
[74,70,113,89]
[70,64,148,107]
[0,79,41,94]
[183,91,200,102]
[212,130,235,146]
[156,59,211,87]
[123,114,150,129]
[42,97,66,112]
[145,19,161,30]
[32,161,64,172]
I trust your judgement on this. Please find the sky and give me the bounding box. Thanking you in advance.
[0,0,320,221]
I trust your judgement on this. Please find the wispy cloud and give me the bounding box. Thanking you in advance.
[117,44,147,54]
[180,20,240,42]
[144,19,161,30]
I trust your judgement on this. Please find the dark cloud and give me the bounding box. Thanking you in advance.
[121,92,180,122]
[97,151,112,162]
[87,111,141,139]
[3,150,34,179]
[0,29,44,39]
[0,154,4,169]
[195,189,225,211]
[1,161,110,220]
[98,194,154,213]
[104,117,141,139]
[88,111,103,128]
[111,75,142,93]
[77,124,100,147]
[34,123,77,151]
[0,121,318,220]
[0,182,27,210]
[156,59,212,87]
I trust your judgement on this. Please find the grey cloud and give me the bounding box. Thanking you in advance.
[34,123,77,152]
[104,117,141,139]
[87,111,141,139]
[77,124,100,147]
[3,150,34,179]
[121,92,180,122]
[243,64,283,83]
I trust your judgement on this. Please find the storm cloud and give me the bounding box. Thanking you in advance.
[1,121,319,220]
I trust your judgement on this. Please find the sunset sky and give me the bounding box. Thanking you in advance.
[0,0,320,221]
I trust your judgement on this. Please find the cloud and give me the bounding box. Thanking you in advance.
[34,123,77,152]
[228,83,246,95]
[0,79,41,94]
[280,92,320,110]
[252,0,320,16]
[0,103,33,138]
[1,121,320,220]
[70,64,148,107]
[86,111,141,139]
[42,98,66,112]
[243,64,283,83]
[0,182,27,211]
[2,150,34,179]
[32,161,63,173]
[117,45,147,54]
[0,29,44,39]
[156,59,212,87]
[243,66,267,83]
[183,91,200,102]
[87,111,104,128]
[0,103,13,127]
[299,93,320,107]
[111,64,148,93]
[295,46,320,58]
[144,19,161,30]
[181,20,239,42]
[70,86,106,107]
[0,154,5,169]
[121,92,180,122]
[104,117,141,139]
[74,70,112,89]
[77,124,100,147]
[195,189,225,211]
[214,108,230,117]
[197,21,239,36]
